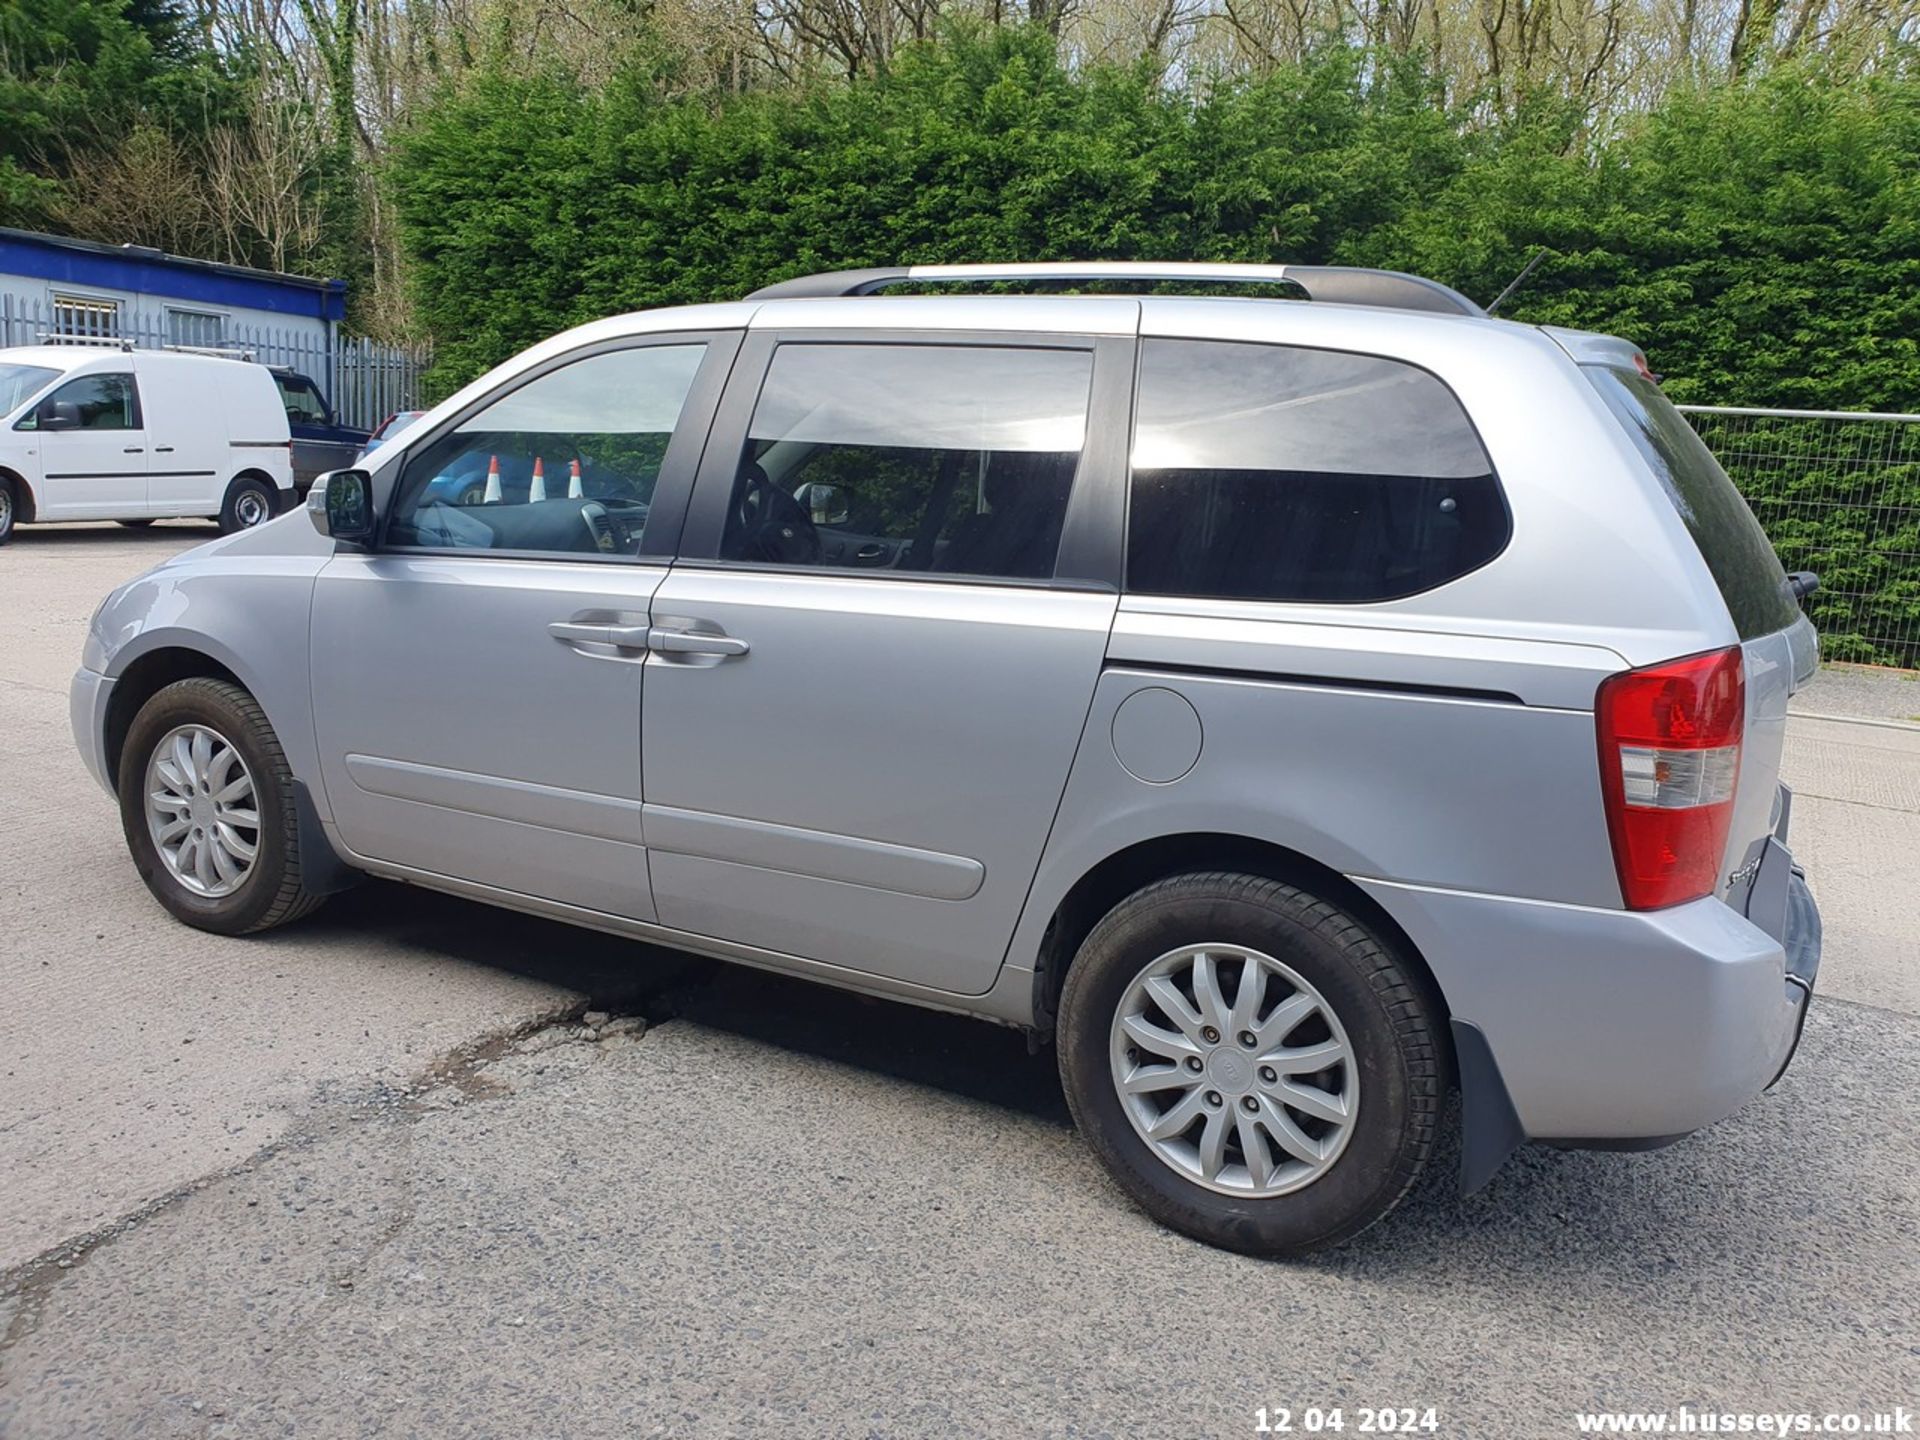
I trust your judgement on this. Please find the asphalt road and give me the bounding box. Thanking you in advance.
[3,521,1916,1438]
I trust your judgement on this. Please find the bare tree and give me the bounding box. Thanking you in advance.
[206,99,329,273]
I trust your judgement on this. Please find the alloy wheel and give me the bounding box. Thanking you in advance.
[1109,943,1358,1197]
[144,723,261,898]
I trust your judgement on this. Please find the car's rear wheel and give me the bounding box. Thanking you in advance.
[118,677,328,934]
[1057,871,1442,1256]
[218,476,277,534]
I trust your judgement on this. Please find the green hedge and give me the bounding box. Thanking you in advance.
[388,30,1920,661]
[390,32,1920,408]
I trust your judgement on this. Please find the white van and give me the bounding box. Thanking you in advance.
[0,346,294,544]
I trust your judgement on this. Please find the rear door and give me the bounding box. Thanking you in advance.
[640,323,1133,994]
[1582,362,1819,900]
[135,357,225,516]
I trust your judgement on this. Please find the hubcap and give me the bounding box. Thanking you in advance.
[0,487,12,530]
[144,724,261,898]
[1110,944,1358,1197]
[235,490,269,527]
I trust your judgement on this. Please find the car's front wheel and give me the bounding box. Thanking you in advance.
[118,677,328,934]
[1057,872,1443,1256]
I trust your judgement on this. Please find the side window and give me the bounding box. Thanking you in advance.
[276,377,330,425]
[387,343,707,556]
[28,373,140,432]
[1127,340,1507,603]
[721,343,1093,581]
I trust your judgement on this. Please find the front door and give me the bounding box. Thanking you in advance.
[22,370,148,518]
[641,329,1131,994]
[309,334,734,921]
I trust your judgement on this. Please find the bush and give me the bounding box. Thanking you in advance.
[389,34,1920,662]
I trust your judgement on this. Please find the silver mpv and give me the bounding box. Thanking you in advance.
[73,263,1823,1255]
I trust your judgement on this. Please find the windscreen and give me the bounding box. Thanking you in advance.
[0,363,58,417]
[1584,365,1801,639]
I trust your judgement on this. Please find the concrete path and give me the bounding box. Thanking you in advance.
[0,527,581,1272]
[1781,676,1920,1016]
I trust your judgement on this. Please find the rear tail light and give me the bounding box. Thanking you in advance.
[1595,647,1744,910]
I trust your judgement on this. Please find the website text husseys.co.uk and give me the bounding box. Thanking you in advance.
[1573,1410,1913,1434]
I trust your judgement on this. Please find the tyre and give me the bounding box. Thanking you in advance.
[218,476,278,534]
[117,519,156,528]
[1057,872,1443,1256]
[118,677,328,935]
[0,476,15,545]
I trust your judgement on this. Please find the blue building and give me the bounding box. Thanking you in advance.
[0,226,346,355]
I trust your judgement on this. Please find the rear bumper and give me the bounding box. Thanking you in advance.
[1359,842,1820,1149]
[1767,858,1820,1089]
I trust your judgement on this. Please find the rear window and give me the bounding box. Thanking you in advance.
[276,375,330,424]
[1126,339,1508,603]
[1584,365,1800,639]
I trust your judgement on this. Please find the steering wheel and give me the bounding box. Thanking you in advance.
[733,467,820,565]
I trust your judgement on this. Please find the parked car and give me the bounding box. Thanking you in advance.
[71,263,1823,1255]
[355,410,426,464]
[0,345,293,544]
[271,368,369,493]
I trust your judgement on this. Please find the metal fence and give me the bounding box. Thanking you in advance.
[1680,404,1920,671]
[0,294,428,431]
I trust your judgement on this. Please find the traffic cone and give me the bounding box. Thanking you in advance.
[482,454,502,504]
[529,456,547,503]
[568,459,583,499]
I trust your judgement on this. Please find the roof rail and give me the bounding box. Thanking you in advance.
[27,335,258,361]
[746,262,1485,317]
[34,333,134,350]
[162,342,257,362]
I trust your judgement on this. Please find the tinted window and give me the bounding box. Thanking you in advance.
[32,373,140,431]
[1127,340,1506,602]
[1584,365,1801,639]
[388,344,706,556]
[721,343,1093,580]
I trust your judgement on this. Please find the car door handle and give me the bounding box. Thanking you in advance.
[123,446,144,454]
[648,627,749,657]
[548,621,652,649]
[154,445,175,454]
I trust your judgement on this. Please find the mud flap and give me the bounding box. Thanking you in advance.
[1453,1018,1526,1195]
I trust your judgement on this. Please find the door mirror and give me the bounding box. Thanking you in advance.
[797,482,850,526]
[309,468,375,543]
[39,400,82,432]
